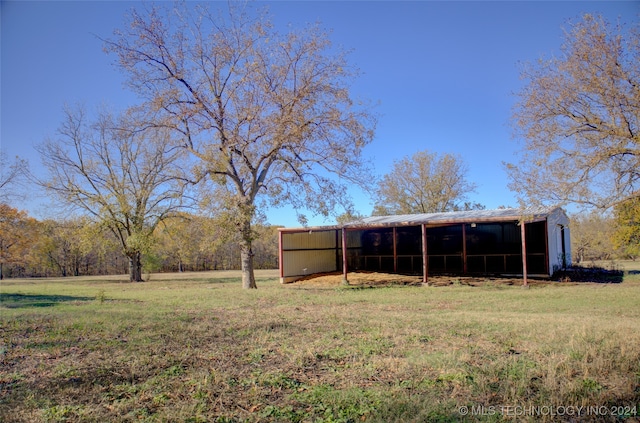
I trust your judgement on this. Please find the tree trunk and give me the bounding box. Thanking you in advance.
[238,216,257,289]
[128,251,143,282]
[240,240,257,289]
[237,204,258,289]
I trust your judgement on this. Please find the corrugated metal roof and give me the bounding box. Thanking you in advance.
[278,207,565,232]
[343,207,560,228]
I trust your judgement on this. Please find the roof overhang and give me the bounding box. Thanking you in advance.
[278,207,565,233]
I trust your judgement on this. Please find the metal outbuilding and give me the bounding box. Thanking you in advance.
[278,207,571,285]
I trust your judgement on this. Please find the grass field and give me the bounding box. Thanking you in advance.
[1,264,639,422]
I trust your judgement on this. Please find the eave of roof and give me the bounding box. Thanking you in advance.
[277,207,564,233]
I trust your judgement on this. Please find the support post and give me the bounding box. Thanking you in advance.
[278,230,284,280]
[422,224,428,286]
[521,221,528,287]
[342,228,349,285]
[393,227,398,273]
[462,223,467,274]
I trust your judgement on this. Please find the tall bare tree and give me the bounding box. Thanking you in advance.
[37,106,187,282]
[372,150,480,215]
[507,14,639,210]
[104,3,376,288]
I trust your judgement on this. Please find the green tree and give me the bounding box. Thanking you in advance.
[37,107,187,282]
[612,198,640,259]
[105,3,375,288]
[372,150,481,215]
[507,14,639,210]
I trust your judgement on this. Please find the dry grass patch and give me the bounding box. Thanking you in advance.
[291,271,533,287]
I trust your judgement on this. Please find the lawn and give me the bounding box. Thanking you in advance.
[1,265,639,422]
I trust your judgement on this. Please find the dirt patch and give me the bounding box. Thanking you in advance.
[287,271,532,288]
[288,264,630,288]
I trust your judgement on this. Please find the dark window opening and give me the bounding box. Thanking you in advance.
[345,220,548,276]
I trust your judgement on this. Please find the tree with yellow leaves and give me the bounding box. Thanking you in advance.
[37,107,188,282]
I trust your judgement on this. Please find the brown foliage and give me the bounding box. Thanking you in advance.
[0,204,37,279]
[507,14,639,210]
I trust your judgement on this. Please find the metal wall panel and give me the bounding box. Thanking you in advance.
[282,250,337,277]
[546,208,572,273]
[282,230,337,250]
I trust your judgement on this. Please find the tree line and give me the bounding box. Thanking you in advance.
[0,205,278,280]
[2,199,637,280]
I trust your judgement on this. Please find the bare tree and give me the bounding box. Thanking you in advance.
[104,3,376,288]
[37,106,187,282]
[507,14,639,210]
[372,150,480,215]
[0,150,27,202]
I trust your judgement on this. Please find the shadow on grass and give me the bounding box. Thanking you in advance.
[0,293,95,309]
[204,277,277,285]
[205,277,240,284]
[554,266,625,283]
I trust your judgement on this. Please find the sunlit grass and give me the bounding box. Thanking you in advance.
[1,267,639,422]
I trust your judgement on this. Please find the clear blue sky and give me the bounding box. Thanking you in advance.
[2,1,637,226]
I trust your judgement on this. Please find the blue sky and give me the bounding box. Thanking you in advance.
[1,1,637,226]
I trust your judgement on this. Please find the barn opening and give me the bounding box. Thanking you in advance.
[278,207,571,284]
